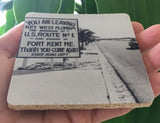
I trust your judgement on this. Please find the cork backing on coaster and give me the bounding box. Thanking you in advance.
[8,103,152,111]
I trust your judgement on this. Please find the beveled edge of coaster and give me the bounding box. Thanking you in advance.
[8,102,152,110]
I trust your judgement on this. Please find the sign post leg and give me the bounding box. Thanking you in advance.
[50,58,54,70]
[22,58,28,68]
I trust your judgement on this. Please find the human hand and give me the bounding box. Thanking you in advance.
[0,22,159,123]
[132,22,160,98]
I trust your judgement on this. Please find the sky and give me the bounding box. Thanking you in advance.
[76,14,135,38]
[26,13,135,38]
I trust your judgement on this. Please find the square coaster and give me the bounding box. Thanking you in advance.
[7,13,154,110]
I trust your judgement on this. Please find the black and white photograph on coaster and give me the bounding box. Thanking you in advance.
[7,13,154,110]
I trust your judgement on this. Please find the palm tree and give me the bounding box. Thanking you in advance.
[78,28,95,50]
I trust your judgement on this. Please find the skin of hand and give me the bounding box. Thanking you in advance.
[0,22,160,123]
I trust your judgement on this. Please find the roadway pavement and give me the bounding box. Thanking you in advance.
[96,40,154,103]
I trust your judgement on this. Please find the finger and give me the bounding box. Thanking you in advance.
[0,22,24,57]
[142,42,160,73]
[136,24,160,52]
[149,73,160,97]
[132,22,144,34]
[44,110,71,123]
[94,108,131,122]
[0,56,15,110]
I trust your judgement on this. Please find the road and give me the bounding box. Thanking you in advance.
[96,40,154,103]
